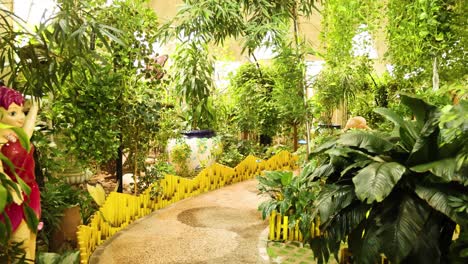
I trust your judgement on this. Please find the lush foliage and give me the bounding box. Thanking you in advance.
[0,0,120,96]
[169,139,192,177]
[386,0,466,85]
[230,63,279,138]
[258,163,321,233]
[321,0,382,66]
[304,95,467,263]
[171,41,215,130]
[130,161,174,198]
[38,178,97,251]
[312,58,374,126]
[272,44,311,150]
[48,66,122,167]
[36,251,80,264]
[92,0,164,174]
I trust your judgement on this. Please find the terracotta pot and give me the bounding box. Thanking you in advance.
[50,205,82,251]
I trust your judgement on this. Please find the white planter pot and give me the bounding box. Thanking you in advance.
[167,130,222,174]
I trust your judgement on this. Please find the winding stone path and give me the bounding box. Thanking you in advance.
[89,179,270,264]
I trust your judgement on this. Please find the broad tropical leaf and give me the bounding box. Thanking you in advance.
[314,184,355,223]
[407,109,440,166]
[338,131,394,154]
[400,94,437,126]
[299,160,317,179]
[310,163,335,181]
[311,139,337,154]
[411,158,457,181]
[415,184,458,222]
[374,107,417,148]
[353,162,406,203]
[309,236,336,264]
[280,171,293,185]
[324,202,370,243]
[380,194,434,263]
[350,216,383,264]
[341,160,373,177]
[87,183,106,206]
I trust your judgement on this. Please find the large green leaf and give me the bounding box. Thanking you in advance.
[380,194,434,263]
[400,94,437,126]
[0,185,7,213]
[299,160,317,179]
[314,184,355,223]
[411,158,457,181]
[311,138,337,154]
[0,124,30,152]
[337,131,394,154]
[341,160,373,177]
[353,162,406,203]
[349,215,383,264]
[23,205,39,234]
[407,109,440,166]
[310,163,335,181]
[374,107,417,148]
[280,171,293,185]
[324,202,371,243]
[415,184,458,223]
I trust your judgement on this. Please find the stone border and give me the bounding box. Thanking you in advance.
[257,227,271,263]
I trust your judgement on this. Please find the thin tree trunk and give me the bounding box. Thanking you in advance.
[293,124,298,151]
[116,135,123,193]
[133,142,138,195]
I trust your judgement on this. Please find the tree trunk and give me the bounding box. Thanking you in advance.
[293,124,298,151]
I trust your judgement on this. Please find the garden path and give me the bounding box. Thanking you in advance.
[89,179,271,264]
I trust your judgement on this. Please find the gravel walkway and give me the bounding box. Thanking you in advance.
[89,179,270,264]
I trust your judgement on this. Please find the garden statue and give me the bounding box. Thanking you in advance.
[343,116,370,131]
[145,54,169,80]
[0,86,39,262]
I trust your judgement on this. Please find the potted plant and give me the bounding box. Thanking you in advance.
[38,178,96,253]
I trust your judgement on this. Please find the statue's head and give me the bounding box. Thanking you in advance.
[344,116,370,131]
[0,86,25,127]
[0,86,24,110]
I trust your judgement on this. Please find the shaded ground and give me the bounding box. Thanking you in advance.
[89,179,270,264]
[267,241,341,264]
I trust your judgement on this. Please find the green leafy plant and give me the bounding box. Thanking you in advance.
[171,41,215,130]
[36,250,79,264]
[216,133,246,168]
[0,241,29,264]
[0,0,121,96]
[272,44,309,151]
[38,178,97,251]
[170,140,192,177]
[130,161,175,199]
[230,63,279,141]
[258,162,321,233]
[304,94,467,263]
[386,0,466,85]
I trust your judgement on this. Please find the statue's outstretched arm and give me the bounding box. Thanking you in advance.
[22,98,39,140]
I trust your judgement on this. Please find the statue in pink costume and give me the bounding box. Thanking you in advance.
[0,86,39,262]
